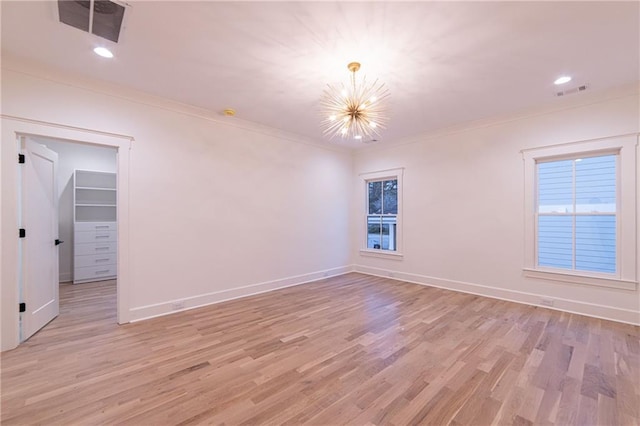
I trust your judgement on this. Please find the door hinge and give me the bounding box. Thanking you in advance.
[18,153,25,164]
[19,303,26,313]
[19,228,26,238]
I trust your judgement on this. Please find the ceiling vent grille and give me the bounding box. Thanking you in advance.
[555,84,589,97]
[58,0,127,43]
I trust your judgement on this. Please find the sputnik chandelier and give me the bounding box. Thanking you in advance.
[320,62,390,141]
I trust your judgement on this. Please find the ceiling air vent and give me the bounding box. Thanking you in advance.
[555,84,589,97]
[58,0,127,43]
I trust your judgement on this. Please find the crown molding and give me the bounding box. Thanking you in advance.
[1,55,350,154]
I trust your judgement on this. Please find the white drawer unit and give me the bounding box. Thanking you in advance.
[73,224,118,283]
[73,170,117,284]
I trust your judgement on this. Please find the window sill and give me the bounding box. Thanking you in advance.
[522,268,637,291]
[359,249,404,260]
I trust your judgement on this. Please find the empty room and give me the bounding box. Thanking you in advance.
[1,1,638,425]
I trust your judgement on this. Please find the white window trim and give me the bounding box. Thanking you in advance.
[522,134,638,290]
[359,168,404,260]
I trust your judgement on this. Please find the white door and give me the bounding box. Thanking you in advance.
[20,137,60,341]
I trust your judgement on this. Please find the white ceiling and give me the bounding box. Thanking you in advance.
[2,1,638,148]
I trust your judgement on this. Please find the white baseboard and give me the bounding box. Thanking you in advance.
[59,272,72,283]
[129,265,353,322]
[354,265,640,326]
[128,264,639,326]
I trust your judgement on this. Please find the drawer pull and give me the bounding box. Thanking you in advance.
[96,235,110,239]
[95,225,109,229]
[95,258,110,262]
[95,270,110,275]
[95,247,110,250]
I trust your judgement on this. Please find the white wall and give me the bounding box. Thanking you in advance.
[34,138,117,282]
[352,85,640,324]
[1,61,352,350]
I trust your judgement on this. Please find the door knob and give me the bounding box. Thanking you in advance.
[55,239,64,246]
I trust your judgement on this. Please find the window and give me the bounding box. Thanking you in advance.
[537,154,616,273]
[360,168,403,258]
[522,135,637,290]
[367,179,398,251]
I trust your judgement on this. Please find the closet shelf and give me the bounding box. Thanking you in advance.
[75,186,117,191]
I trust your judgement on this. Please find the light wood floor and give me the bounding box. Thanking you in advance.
[1,273,638,425]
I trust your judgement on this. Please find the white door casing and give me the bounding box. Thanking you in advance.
[20,136,60,341]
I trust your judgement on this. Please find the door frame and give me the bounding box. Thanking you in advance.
[1,115,133,351]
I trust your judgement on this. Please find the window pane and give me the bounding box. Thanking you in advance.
[538,215,573,269]
[381,216,397,251]
[576,215,616,273]
[576,155,616,213]
[383,179,398,214]
[381,223,391,250]
[367,216,382,249]
[538,160,573,213]
[368,181,382,214]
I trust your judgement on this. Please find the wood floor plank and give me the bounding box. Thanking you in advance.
[1,274,638,425]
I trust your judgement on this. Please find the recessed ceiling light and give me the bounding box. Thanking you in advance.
[554,76,572,85]
[93,47,113,58]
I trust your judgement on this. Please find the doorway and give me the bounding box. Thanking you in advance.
[1,117,133,351]
[19,136,118,341]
